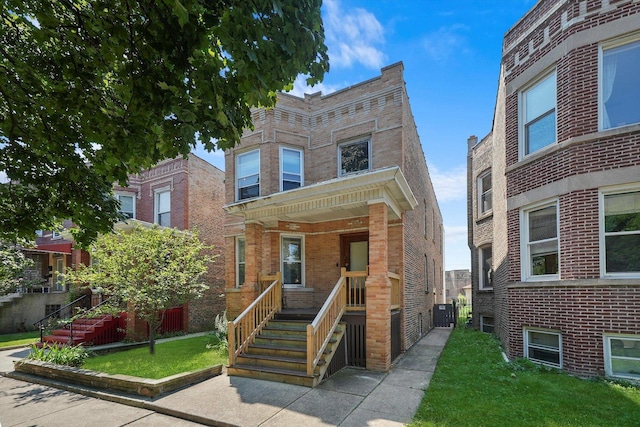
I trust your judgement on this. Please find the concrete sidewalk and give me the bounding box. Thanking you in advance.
[0,327,452,426]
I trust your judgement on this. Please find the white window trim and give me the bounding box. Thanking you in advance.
[154,187,171,226]
[338,139,372,177]
[599,183,640,279]
[479,244,493,290]
[478,169,493,216]
[236,149,260,201]
[519,70,557,159]
[520,200,560,282]
[480,315,494,334]
[115,192,136,220]
[603,334,640,381]
[279,146,304,192]
[280,234,305,288]
[598,33,640,131]
[524,328,563,369]
[235,236,245,288]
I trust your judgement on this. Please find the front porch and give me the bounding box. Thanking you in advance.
[226,268,402,386]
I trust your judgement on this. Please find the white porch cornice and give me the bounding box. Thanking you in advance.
[224,167,418,227]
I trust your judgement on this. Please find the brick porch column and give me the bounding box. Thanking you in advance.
[365,202,392,371]
[241,222,263,310]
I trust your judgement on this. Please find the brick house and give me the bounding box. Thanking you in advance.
[223,62,444,384]
[112,153,226,332]
[469,0,640,380]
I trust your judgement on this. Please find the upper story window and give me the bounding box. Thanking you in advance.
[280,147,303,191]
[51,230,62,240]
[236,149,260,201]
[521,201,559,281]
[521,72,556,157]
[600,186,640,277]
[155,189,171,227]
[601,37,640,130]
[116,193,135,219]
[339,139,370,176]
[478,169,492,214]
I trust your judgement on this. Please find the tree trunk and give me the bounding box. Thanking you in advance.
[148,324,156,354]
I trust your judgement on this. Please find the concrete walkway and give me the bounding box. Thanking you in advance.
[0,327,452,426]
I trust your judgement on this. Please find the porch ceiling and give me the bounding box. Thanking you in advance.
[224,166,418,227]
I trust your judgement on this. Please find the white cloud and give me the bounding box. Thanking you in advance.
[286,75,341,98]
[323,0,386,69]
[422,24,470,63]
[429,164,467,203]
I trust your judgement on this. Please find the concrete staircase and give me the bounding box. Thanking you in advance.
[40,314,125,346]
[227,315,346,387]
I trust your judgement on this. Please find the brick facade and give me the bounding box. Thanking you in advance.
[224,62,444,371]
[114,154,226,332]
[470,0,640,378]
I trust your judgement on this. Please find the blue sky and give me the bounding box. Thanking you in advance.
[195,0,536,271]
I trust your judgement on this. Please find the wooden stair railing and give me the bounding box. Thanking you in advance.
[228,272,282,367]
[389,271,401,309]
[306,271,348,376]
[343,268,368,310]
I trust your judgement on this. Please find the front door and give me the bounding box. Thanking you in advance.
[341,233,368,307]
[340,233,369,272]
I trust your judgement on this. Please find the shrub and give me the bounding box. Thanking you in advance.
[27,344,89,367]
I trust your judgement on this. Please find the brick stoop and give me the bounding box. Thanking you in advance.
[227,315,346,387]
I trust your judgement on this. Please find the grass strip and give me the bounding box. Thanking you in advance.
[0,331,40,349]
[83,335,227,379]
[411,327,640,427]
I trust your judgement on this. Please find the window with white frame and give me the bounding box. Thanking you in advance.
[601,187,640,276]
[604,335,640,380]
[522,202,559,280]
[478,169,492,214]
[236,149,260,200]
[281,235,304,286]
[155,189,171,227]
[600,37,640,130]
[116,193,135,219]
[480,316,494,334]
[236,237,245,288]
[52,230,62,239]
[339,139,370,176]
[524,328,562,368]
[479,245,493,289]
[521,72,556,156]
[280,147,303,191]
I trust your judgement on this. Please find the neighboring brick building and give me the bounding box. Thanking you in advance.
[469,0,640,380]
[224,62,444,374]
[113,153,226,332]
[444,269,471,303]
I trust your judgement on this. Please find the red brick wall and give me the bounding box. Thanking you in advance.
[509,285,640,377]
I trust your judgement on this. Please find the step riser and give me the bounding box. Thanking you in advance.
[235,356,306,372]
[266,321,310,330]
[247,347,307,358]
[254,337,306,349]
[227,367,315,387]
[260,329,307,338]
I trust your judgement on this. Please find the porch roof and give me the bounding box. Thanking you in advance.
[224,166,418,227]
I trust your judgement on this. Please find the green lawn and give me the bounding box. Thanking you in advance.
[83,335,227,379]
[411,327,640,427]
[0,331,40,349]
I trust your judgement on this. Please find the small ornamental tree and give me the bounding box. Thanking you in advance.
[0,240,34,296]
[67,225,212,354]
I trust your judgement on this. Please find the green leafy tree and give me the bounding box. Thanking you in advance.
[0,240,34,295]
[67,225,213,354]
[0,0,329,246]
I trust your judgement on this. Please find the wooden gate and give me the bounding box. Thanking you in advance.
[433,304,456,327]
